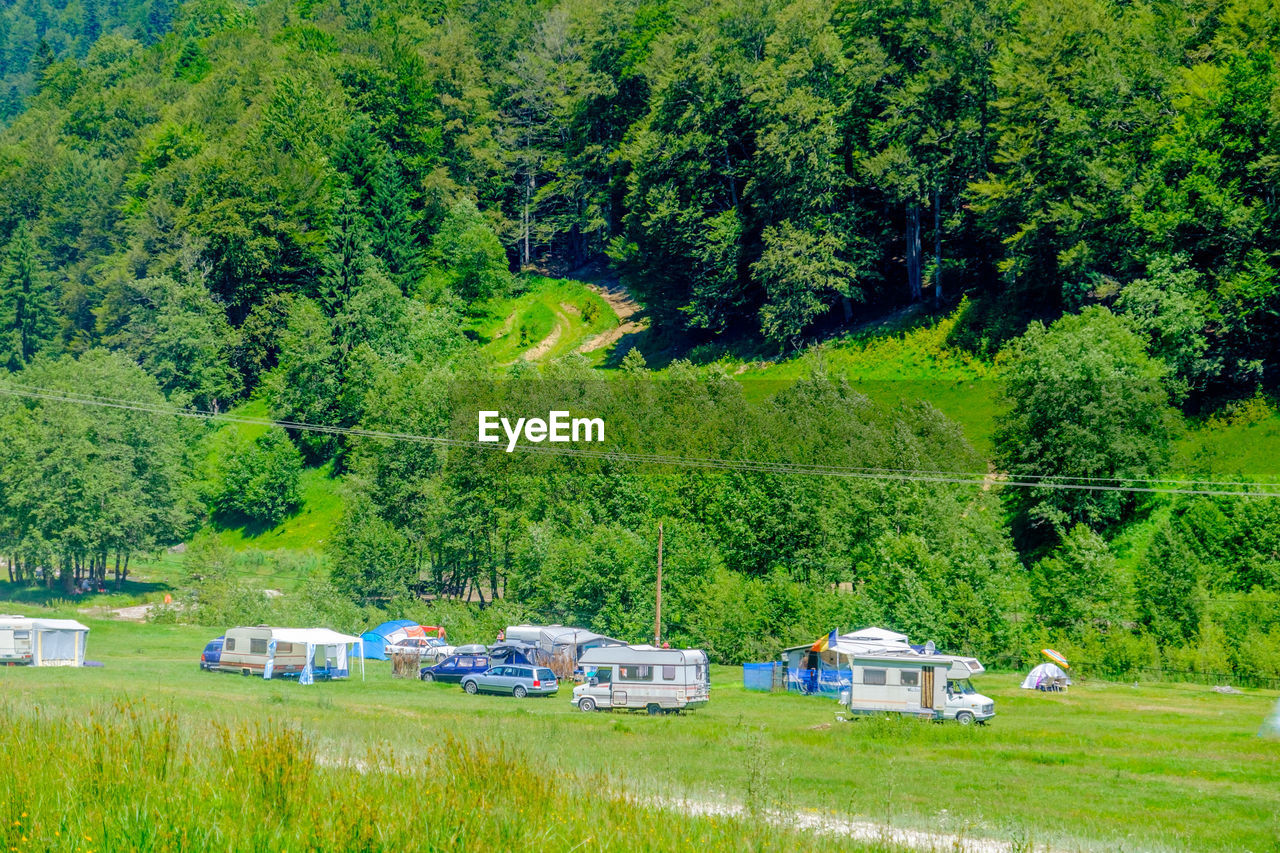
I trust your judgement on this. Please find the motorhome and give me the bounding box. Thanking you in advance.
[841,652,994,724]
[571,645,710,714]
[941,656,995,724]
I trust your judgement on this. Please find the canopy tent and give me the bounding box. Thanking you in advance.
[266,628,364,683]
[1021,662,1070,691]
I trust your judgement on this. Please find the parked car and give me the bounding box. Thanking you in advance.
[462,665,558,698]
[419,654,491,683]
[200,637,224,671]
[385,637,441,658]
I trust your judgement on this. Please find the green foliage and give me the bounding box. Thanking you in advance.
[213,428,303,527]
[995,307,1178,537]
[428,197,511,304]
[0,223,55,368]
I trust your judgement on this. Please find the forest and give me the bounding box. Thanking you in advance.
[0,0,1278,678]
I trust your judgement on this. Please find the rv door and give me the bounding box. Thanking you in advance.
[921,667,934,709]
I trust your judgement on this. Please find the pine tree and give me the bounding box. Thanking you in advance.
[0,224,55,370]
[368,153,422,292]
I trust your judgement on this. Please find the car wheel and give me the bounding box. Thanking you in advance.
[420,671,434,682]
[646,703,661,716]
[956,711,975,726]
[513,685,528,699]
[464,680,478,694]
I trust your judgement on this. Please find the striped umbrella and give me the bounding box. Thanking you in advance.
[1042,648,1070,669]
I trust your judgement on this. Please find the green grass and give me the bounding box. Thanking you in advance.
[2,612,1276,852]
[1174,395,1280,483]
[204,462,344,553]
[650,305,1004,456]
[467,275,618,364]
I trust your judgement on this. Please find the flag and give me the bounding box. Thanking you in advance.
[811,629,838,653]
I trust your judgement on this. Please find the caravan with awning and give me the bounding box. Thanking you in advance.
[216,626,364,682]
[0,615,88,667]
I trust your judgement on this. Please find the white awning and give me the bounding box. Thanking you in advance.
[269,628,362,646]
[32,619,89,632]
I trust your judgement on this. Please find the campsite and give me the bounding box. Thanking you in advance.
[0,613,1276,852]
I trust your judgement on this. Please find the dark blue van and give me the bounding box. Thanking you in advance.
[419,654,491,683]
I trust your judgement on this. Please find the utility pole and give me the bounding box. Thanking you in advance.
[654,522,663,646]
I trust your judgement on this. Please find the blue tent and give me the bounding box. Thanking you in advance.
[360,619,418,660]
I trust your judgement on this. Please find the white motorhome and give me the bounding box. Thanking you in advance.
[941,656,995,724]
[572,646,710,714]
[842,652,994,724]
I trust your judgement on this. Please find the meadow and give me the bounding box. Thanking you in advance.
[1,613,1276,852]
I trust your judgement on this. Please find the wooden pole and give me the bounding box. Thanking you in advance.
[654,522,663,646]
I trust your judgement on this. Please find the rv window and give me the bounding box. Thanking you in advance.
[620,665,653,681]
[900,670,919,687]
[863,669,887,686]
[662,665,676,680]
[13,631,28,639]
[225,638,236,652]
[276,643,292,654]
[250,638,268,655]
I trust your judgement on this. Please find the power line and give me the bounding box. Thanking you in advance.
[2,380,1279,499]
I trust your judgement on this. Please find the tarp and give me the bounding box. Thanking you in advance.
[1021,662,1071,690]
[489,642,537,665]
[359,620,417,660]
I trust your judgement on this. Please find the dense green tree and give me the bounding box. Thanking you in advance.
[994,307,1178,538]
[0,223,55,369]
[428,197,511,304]
[213,427,303,526]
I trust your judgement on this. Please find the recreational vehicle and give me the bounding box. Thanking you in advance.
[0,615,88,667]
[842,652,994,724]
[215,626,363,680]
[572,645,710,714]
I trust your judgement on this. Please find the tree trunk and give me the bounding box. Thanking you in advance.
[522,171,533,267]
[933,187,943,307]
[906,203,922,302]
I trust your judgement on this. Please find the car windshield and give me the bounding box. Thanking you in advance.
[950,680,975,695]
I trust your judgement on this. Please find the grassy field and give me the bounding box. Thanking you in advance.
[467,275,618,364]
[2,612,1276,852]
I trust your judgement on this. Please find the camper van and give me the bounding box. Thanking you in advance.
[941,657,995,725]
[841,652,994,724]
[217,627,310,676]
[572,646,710,714]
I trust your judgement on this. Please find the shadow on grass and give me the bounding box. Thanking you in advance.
[0,579,172,606]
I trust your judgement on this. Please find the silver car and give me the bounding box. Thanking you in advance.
[461,665,558,698]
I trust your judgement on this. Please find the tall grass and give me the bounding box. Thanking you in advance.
[0,698,891,852]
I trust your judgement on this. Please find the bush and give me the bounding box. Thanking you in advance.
[213,428,303,526]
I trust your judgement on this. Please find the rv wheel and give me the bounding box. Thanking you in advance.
[579,697,596,712]
[646,704,660,716]
[956,711,975,726]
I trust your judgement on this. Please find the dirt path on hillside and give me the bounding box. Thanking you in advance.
[521,312,566,361]
[577,278,647,355]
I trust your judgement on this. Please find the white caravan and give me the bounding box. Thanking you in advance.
[842,652,994,725]
[572,646,710,714]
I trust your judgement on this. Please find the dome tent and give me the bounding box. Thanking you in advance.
[359,620,418,660]
[1020,662,1071,691]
